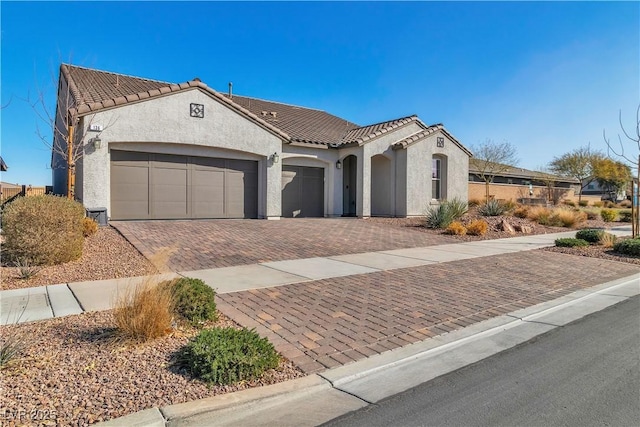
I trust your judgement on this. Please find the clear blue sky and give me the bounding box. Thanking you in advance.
[1,1,638,186]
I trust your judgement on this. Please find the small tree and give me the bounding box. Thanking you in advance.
[27,63,116,199]
[592,158,632,201]
[469,139,519,201]
[603,105,640,237]
[547,145,603,203]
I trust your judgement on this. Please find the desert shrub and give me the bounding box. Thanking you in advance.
[618,210,633,222]
[425,199,467,229]
[446,198,469,219]
[478,200,507,216]
[178,327,279,386]
[619,199,632,208]
[14,259,42,280]
[468,198,483,207]
[114,282,174,343]
[600,209,616,222]
[592,201,603,208]
[613,238,640,256]
[0,335,25,369]
[555,238,589,248]
[466,219,488,236]
[445,221,466,236]
[82,217,98,237]
[526,206,551,222]
[550,209,586,228]
[513,206,529,219]
[575,229,605,244]
[604,201,615,208]
[578,200,589,207]
[163,278,217,326]
[563,200,576,207]
[501,200,517,213]
[585,210,599,220]
[1,195,85,265]
[599,232,617,248]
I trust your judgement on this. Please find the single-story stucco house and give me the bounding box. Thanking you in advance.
[52,64,471,220]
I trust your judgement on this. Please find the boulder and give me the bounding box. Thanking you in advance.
[499,219,516,234]
[514,224,533,234]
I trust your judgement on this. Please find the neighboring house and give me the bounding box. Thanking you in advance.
[468,163,580,204]
[582,179,627,201]
[52,64,471,220]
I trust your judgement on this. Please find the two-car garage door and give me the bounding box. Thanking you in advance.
[110,150,258,220]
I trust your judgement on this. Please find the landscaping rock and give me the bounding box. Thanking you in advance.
[499,219,516,234]
[514,224,533,234]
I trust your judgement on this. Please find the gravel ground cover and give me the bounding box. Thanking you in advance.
[1,227,158,291]
[0,216,636,425]
[0,311,304,426]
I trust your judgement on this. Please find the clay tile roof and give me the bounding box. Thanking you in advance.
[341,115,418,145]
[225,95,359,145]
[62,64,170,106]
[393,124,473,157]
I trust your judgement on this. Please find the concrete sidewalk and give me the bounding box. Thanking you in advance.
[0,227,632,325]
[96,272,640,427]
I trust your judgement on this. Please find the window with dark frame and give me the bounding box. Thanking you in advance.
[432,158,441,200]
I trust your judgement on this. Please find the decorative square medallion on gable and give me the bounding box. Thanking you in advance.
[190,103,204,118]
[437,137,445,147]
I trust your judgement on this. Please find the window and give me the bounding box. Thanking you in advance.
[432,158,441,200]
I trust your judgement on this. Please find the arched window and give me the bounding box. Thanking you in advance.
[432,155,447,200]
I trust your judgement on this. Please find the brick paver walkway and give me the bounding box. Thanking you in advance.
[112,218,456,271]
[217,251,640,373]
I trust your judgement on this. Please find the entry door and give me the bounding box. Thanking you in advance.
[342,155,357,216]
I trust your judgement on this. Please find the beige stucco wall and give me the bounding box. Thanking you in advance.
[468,182,601,205]
[405,131,469,216]
[79,88,284,219]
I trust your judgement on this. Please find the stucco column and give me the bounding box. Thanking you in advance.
[265,156,282,219]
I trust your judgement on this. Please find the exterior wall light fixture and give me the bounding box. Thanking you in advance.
[92,136,102,149]
[336,159,342,169]
[271,152,279,163]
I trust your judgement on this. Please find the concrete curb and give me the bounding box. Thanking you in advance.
[94,272,640,426]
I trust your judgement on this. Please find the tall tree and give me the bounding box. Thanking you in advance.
[603,105,640,237]
[469,139,519,201]
[547,145,603,202]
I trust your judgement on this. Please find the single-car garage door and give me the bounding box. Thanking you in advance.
[281,165,324,217]
[110,150,258,220]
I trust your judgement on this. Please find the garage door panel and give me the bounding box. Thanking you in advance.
[281,166,323,218]
[110,150,258,220]
[111,164,149,219]
[226,169,258,218]
[151,167,188,218]
[192,169,225,218]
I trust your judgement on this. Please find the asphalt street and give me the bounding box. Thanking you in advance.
[323,295,640,427]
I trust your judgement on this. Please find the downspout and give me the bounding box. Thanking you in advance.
[67,113,75,199]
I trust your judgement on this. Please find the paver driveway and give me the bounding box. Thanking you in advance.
[217,251,640,373]
[111,218,457,271]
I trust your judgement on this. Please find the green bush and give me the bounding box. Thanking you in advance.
[600,209,617,222]
[619,210,633,222]
[164,278,217,326]
[555,238,589,248]
[478,200,507,216]
[578,200,589,207]
[575,229,605,244]
[425,198,467,229]
[179,327,279,385]
[613,238,640,256]
[1,195,85,265]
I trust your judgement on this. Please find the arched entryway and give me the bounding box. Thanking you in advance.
[342,155,357,216]
[371,154,391,216]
